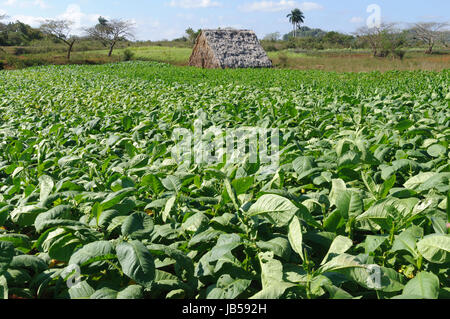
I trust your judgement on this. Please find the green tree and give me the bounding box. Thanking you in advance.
[287,9,305,38]
[185,27,201,45]
[86,17,135,57]
[40,20,77,60]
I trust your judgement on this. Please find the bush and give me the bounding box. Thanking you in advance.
[23,58,47,67]
[265,45,278,52]
[6,56,25,69]
[278,52,289,68]
[13,47,28,56]
[5,56,47,69]
[0,61,4,70]
[393,50,406,60]
[123,49,135,61]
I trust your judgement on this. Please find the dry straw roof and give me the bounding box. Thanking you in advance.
[189,29,272,69]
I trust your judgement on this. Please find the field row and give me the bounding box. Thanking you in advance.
[0,62,449,299]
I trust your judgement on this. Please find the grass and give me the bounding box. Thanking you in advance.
[108,46,450,72]
[1,44,449,72]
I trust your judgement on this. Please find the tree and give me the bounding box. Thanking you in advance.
[86,17,135,57]
[355,23,398,57]
[263,32,281,41]
[411,22,449,54]
[0,14,7,53]
[185,27,201,45]
[40,20,77,60]
[287,9,305,38]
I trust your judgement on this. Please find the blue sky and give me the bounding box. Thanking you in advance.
[0,0,449,40]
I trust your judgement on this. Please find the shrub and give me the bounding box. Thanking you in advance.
[6,56,25,69]
[393,50,406,60]
[278,52,289,68]
[13,47,27,56]
[265,45,278,52]
[123,49,135,61]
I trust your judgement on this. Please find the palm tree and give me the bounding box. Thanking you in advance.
[287,9,305,38]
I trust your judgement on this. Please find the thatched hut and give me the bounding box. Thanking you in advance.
[189,29,272,69]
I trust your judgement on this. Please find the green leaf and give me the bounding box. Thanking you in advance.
[162,175,181,192]
[323,284,355,299]
[225,178,240,210]
[292,156,320,180]
[404,172,436,190]
[335,190,363,219]
[117,240,155,288]
[0,275,7,300]
[9,255,48,273]
[69,281,95,299]
[256,237,291,261]
[121,212,154,239]
[329,179,347,207]
[0,234,32,252]
[288,216,304,261]
[101,188,135,211]
[250,252,295,299]
[0,241,15,276]
[321,236,353,265]
[162,196,176,223]
[10,205,47,227]
[69,241,116,267]
[90,287,118,299]
[35,205,72,233]
[427,144,446,158]
[207,275,252,299]
[48,233,82,262]
[380,174,396,199]
[392,229,420,258]
[39,175,54,203]
[247,194,298,227]
[416,234,450,264]
[402,272,440,299]
[394,119,414,131]
[122,115,133,131]
[117,285,143,299]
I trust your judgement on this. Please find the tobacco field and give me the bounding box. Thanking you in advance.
[0,62,449,299]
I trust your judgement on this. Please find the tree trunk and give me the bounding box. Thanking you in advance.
[426,39,434,54]
[67,42,74,60]
[108,41,116,57]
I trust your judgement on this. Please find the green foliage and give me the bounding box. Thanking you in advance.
[123,49,135,61]
[0,61,449,299]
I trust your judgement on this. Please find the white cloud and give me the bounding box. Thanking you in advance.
[169,0,222,9]
[7,14,45,26]
[240,1,323,13]
[349,16,364,24]
[2,0,49,8]
[300,1,323,11]
[58,4,101,32]
[3,4,100,34]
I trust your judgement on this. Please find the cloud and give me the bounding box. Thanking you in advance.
[349,16,364,24]
[300,1,323,11]
[2,0,49,8]
[57,4,101,32]
[7,14,45,26]
[240,1,323,13]
[168,0,222,9]
[3,4,100,34]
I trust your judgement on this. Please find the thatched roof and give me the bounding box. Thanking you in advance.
[189,29,272,69]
